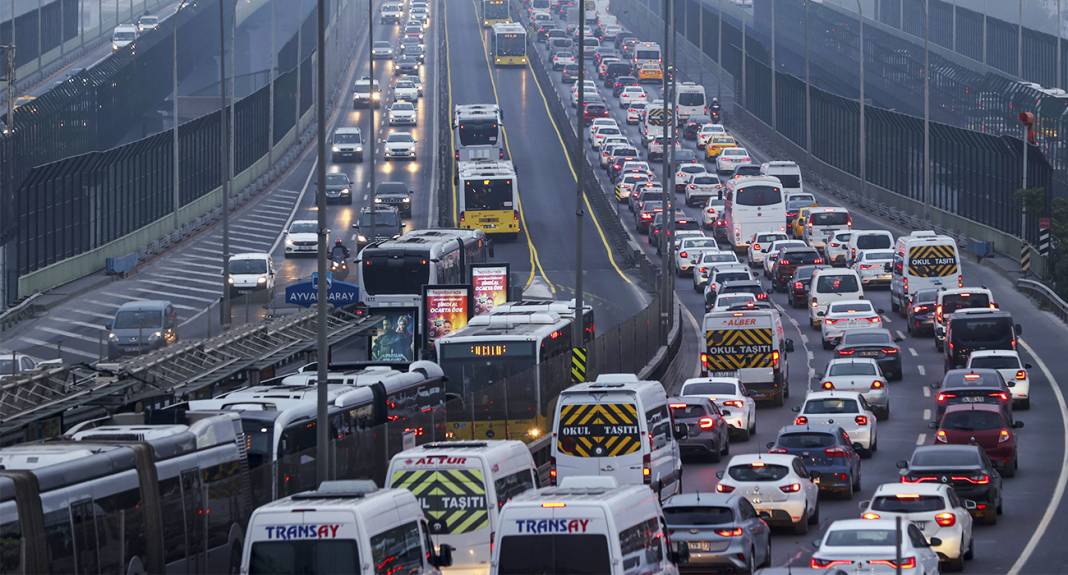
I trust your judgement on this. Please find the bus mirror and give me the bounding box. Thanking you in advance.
[1015,323,1023,335]
[432,544,454,568]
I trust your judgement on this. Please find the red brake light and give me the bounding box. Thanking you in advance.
[1016,370,1027,380]
[871,557,916,569]
[854,415,869,426]
[937,392,956,403]
[813,258,824,264]
[861,512,881,520]
[823,446,849,458]
[669,403,688,409]
[998,428,1012,443]
[821,381,835,390]
[679,251,688,259]
[714,527,743,537]
[752,243,761,251]
[780,259,789,265]
[715,483,735,493]
[794,415,808,425]
[837,349,856,356]
[768,447,788,453]
[722,400,743,408]
[990,391,1010,402]
[779,483,801,493]
[811,558,852,569]
[794,281,804,290]
[757,293,768,300]
[881,346,898,353]
[935,512,956,527]
[952,474,990,485]
[698,416,716,429]
[935,429,947,443]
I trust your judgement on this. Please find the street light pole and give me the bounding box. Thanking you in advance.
[855,0,866,202]
[804,0,812,157]
[315,0,330,485]
[172,2,185,233]
[219,0,232,328]
[716,0,722,102]
[923,0,931,214]
[660,0,672,329]
[770,0,776,129]
[368,0,376,259]
[573,0,586,351]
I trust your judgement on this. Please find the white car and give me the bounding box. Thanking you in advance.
[398,74,423,96]
[588,117,617,134]
[861,483,975,571]
[283,220,321,257]
[711,293,758,312]
[228,252,276,296]
[703,197,726,228]
[696,123,728,149]
[808,269,865,328]
[825,231,854,266]
[626,102,647,124]
[591,126,623,149]
[571,87,599,107]
[675,162,707,192]
[793,391,878,454]
[811,519,942,573]
[619,86,648,107]
[704,264,753,305]
[680,377,757,440]
[761,239,807,277]
[552,50,577,69]
[388,101,417,126]
[693,251,741,291]
[137,15,160,32]
[681,173,718,206]
[966,349,1032,409]
[852,249,895,286]
[371,40,394,58]
[600,141,634,167]
[715,454,820,533]
[394,80,419,101]
[819,358,890,419]
[717,147,751,174]
[383,131,416,160]
[746,232,789,267]
[821,300,883,349]
[675,237,720,276]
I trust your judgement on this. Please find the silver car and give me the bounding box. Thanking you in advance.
[819,358,890,419]
[662,493,772,574]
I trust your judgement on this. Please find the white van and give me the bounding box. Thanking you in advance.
[492,477,686,575]
[228,252,276,297]
[701,309,793,405]
[111,24,138,51]
[551,375,684,498]
[802,206,852,250]
[675,82,707,122]
[808,268,864,328]
[846,229,894,266]
[387,441,538,575]
[760,160,803,195]
[241,480,453,575]
[890,231,963,314]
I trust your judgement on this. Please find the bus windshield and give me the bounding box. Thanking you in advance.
[439,342,538,420]
[362,254,429,295]
[464,178,514,210]
[734,186,782,206]
[496,33,525,56]
[249,541,359,575]
[459,119,499,147]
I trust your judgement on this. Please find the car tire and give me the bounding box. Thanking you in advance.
[694,282,701,293]
[843,476,854,500]
[890,296,900,313]
[935,340,944,353]
[1003,458,1017,478]
[710,444,721,463]
[772,391,785,407]
[852,471,861,492]
[721,438,730,456]
[964,536,974,560]
[808,502,820,525]
[792,512,809,535]
[982,508,998,526]
[945,553,965,572]
[1017,398,1031,410]
[822,339,833,350]
[736,427,750,442]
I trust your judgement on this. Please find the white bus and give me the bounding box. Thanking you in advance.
[723,175,787,252]
[454,104,504,164]
[459,159,520,237]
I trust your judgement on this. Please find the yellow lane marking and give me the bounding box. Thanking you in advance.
[443,6,458,226]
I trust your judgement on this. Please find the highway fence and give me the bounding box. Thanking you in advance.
[0,0,368,304]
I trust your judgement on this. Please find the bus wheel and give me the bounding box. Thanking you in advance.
[229,542,243,575]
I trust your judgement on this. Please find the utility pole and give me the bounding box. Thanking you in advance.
[1,44,13,311]
[668,0,678,315]
[172,2,184,233]
[660,0,672,332]
[855,0,866,202]
[573,0,586,352]
[923,0,930,213]
[219,0,232,328]
[716,0,722,102]
[368,0,376,264]
[804,0,812,157]
[770,0,776,129]
[315,0,330,485]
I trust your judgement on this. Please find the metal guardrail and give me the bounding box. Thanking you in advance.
[1016,279,1068,323]
[0,293,42,332]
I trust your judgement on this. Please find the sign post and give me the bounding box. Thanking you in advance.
[284,274,360,307]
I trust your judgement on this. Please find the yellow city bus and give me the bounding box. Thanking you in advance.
[482,0,510,26]
[491,22,527,66]
[458,159,520,237]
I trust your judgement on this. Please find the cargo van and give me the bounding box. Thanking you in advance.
[933,287,997,351]
[890,232,963,314]
[492,477,688,575]
[701,309,793,405]
[674,82,707,122]
[846,229,894,266]
[551,375,685,498]
[387,441,537,575]
[943,309,1022,370]
[807,268,864,328]
[241,480,453,575]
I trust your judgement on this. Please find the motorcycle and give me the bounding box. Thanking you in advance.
[330,254,349,277]
[710,108,722,124]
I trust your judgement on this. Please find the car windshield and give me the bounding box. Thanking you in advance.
[693,176,719,185]
[829,302,874,314]
[943,293,992,313]
[387,133,413,143]
[114,31,136,40]
[289,222,316,234]
[828,362,878,376]
[373,41,391,48]
[777,433,836,449]
[804,399,859,414]
[716,295,755,308]
[969,356,1020,369]
[715,272,750,283]
[825,529,897,547]
[682,381,737,395]
[841,332,891,346]
[683,239,718,249]
[914,290,938,304]
[723,149,747,157]
[325,174,349,185]
[230,259,267,275]
[728,463,789,482]
[856,233,892,249]
[358,211,399,228]
[377,182,407,196]
[669,403,709,418]
[249,540,359,574]
[911,449,981,467]
[950,317,1014,344]
[664,506,734,526]
[941,410,1004,430]
[113,310,161,329]
[815,274,859,293]
[392,102,414,111]
[787,196,816,209]
[871,495,945,513]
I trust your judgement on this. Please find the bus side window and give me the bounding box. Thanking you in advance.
[42,507,76,574]
[493,469,535,508]
[203,460,245,549]
[96,485,145,573]
[0,507,22,574]
[70,500,100,575]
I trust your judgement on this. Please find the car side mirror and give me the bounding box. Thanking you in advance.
[811,539,822,550]
[715,470,724,479]
[673,422,689,440]
[431,544,454,568]
[408,189,414,194]
[785,338,795,353]
[1025,363,1033,369]
[896,460,909,470]
[282,230,288,235]
[1013,420,1025,429]
[928,537,942,548]
[766,441,775,450]
[1006,380,1015,387]
[927,421,938,429]
[791,406,801,413]
[402,222,408,228]
[816,310,825,317]
[757,511,772,522]
[104,322,113,330]
[1015,323,1023,335]
[964,499,978,510]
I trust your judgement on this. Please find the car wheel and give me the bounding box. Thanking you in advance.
[852,471,861,492]
[809,500,821,525]
[843,476,854,500]
[945,553,965,572]
[1003,458,1017,478]
[721,437,730,456]
[743,550,755,575]
[890,296,900,313]
[761,539,772,568]
[792,511,809,534]
[694,282,701,293]
[1017,398,1031,410]
[964,536,974,560]
[982,507,998,525]
[736,427,751,442]
[710,443,721,463]
[935,340,944,352]
[822,339,833,350]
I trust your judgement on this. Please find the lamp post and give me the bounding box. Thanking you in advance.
[804,0,811,157]
[923,0,930,214]
[172,1,188,233]
[315,0,330,485]
[368,0,376,261]
[573,0,586,350]
[855,0,866,202]
[219,0,232,328]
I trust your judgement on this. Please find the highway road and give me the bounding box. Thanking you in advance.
[523,4,1068,571]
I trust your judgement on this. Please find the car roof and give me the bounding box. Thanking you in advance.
[662,492,738,508]
[840,328,893,340]
[942,369,1005,387]
[873,482,947,496]
[968,349,1019,358]
[728,453,796,466]
[942,402,1005,415]
[827,357,879,366]
[777,423,841,435]
[230,252,270,261]
[911,444,983,459]
[667,396,711,407]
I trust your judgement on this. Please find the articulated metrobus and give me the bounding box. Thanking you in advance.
[481,0,510,26]
[435,302,594,442]
[491,22,528,66]
[458,159,520,237]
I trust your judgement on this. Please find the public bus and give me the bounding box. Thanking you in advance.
[0,411,253,574]
[458,159,521,237]
[453,103,504,164]
[187,362,452,506]
[435,301,594,442]
[481,0,510,26]
[632,41,662,69]
[723,174,787,253]
[491,22,528,66]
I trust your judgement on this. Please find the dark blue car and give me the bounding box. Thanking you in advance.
[767,424,862,498]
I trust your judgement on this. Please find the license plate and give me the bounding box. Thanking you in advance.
[711,371,736,377]
[688,541,712,552]
[860,350,880,357]
[961,396,986,403]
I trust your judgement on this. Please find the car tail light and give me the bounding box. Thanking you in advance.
[499,148,505,159]
[814,258,824,264]
[824,446,849,457]
[780,259,789,265]
[861,512,881,520]
[837,349,856,356]
[990,391,1010,402]
[768,447,788,453]
[757,293,768,300]
[860,264,876,270]
[779,483,801,493]
[811,558,852,569]
[959,275,964,288]
[669,403,688,409]
[715,527,743,537]
[824,318,841,325]
[871,380,884,389]
[699,267,708,274]
[903,277,909,293]
[643,452,651,484]
[698,416,716,429]
[935,429,947,443]
[854,415,869,425]
[771,350,780,367]
[913,305,926,313]
[870,557,916,570]
[935,304,944,323]
[706,207,716,215]
[937,392,956,403]
[679,251,688,259]
[752,243,761,252]
[641,212,652,220]
[821,381,835,389]
[935,512,957,527]
[794,281,804,290]
[794,415,808,425]
[881,346,898,353]
[998,428,1012,443]
[715,483,735,493]
[549,456,557,484]
[1016,370,1027,380]
[953,474,990,484]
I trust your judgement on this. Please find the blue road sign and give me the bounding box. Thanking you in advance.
[285,278,359,307]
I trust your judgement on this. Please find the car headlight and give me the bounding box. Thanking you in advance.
[341,188,351,196]
[108,333,118,341]
[285,238,294,247]
[355,146,362,152]
[331,146,341,152]
[372,93,381,100]
[227,276,234,284]
[375,197,383,203]
[402,197,411,203]
[257,276,267,284]
[357,234,368,242]
[148,331,162,342]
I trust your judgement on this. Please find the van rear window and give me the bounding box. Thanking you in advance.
[810,212,849,226]
[498,535,610,575]
[249,540,359,574]
[950,317,1014,345]
[727,464,789,482]
[856,234,891,250]
[815,275,859,293]
[943,293,990,314]
[556,402,641,457]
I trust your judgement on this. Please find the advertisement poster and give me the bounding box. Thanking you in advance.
[371,308,417,362]
[423,285,472,344]
[470,264,509,316]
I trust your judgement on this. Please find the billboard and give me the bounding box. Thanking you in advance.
[470,263,509,316]
[370,308,418,362]
[423,285,472,344]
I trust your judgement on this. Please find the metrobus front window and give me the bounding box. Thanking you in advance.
[249,540,359,575]
[496,33,525,56]
[458,119,499,146]
[464,178,513,210]
[439,342,537,420]
[735,186,781,206]
[362,255,429,295]
[635,48,659,61]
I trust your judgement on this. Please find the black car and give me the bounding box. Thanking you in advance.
[788,264,825,308]
[906,288,939,336]
[394,55,420,75]
[898,445,1002,525]
[732,163,763,178]
[612,75,639,97]
[650,212,700,252]
[400,42,425,63]
[768,424,862,497]
[944,309,1022,370]
[374,181,413,217]
[834,328,902,380]
[668,396,730,462]
[323,172,352,204]
[716,280,768,305]
[602,62,632,87]
[935,368,1013,420]
[561,64,580,83]
[683,114,712,140]
[353,205,402,248]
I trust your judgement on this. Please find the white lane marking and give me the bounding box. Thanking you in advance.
[68,309,116,320]
[269,158,319,254]
[923,409,931,421]
[806,350,814,361]
[427,7,440,228]
[916,433,926,445]
[882,314,892,324]
[18,337,98,359]
[918,365,927,377]
[1007,339,1068,575]
[37,326,101,343]
[149,274,222,288]
[132,288,215,304]
[64,320,108,331]
[138,279,220,296]
[908,347,918,357]
[923,385,931,397]
[799,333,809,344]
[682,303,702,380]
[172,259,221,271]
[227,229,271,241]
[895,329,907,341]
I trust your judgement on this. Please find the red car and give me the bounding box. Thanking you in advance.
[582,101,609,123]
[933,403,1023,476]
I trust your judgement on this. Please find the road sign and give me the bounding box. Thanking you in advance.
[1021,244,1032,274]
[1039,228,1052,256]
[1040,217,1051,230]
[571,346,588,383]
[285,277,359,307]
